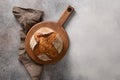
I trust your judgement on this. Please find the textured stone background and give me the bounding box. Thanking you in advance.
[0,0,120,80]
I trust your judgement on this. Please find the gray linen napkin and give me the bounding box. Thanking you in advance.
[12,6,44,80]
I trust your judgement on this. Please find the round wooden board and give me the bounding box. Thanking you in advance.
[25,21,69,64]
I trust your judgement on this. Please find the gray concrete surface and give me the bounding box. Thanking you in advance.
[0,0,120,80]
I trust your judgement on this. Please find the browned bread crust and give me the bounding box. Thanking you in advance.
[33,32,59,59]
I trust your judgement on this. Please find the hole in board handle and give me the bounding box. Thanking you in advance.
[67,7,72,12]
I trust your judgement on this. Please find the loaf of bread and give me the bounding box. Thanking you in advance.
[30,28,63,61]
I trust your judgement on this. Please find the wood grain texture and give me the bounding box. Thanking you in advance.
[25,5,74,64]
[25,22,69,64]
[57,5,74,26]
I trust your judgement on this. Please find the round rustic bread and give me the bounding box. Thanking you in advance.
[30,28,63,61]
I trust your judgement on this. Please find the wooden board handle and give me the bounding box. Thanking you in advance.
[57,5,74,26]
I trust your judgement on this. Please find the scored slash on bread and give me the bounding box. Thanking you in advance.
[33,32,59,59]
[29,27,63,61]
[34,32,53,42]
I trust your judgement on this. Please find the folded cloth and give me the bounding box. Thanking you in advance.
[12,6,44,80]
[13,6,44,34]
